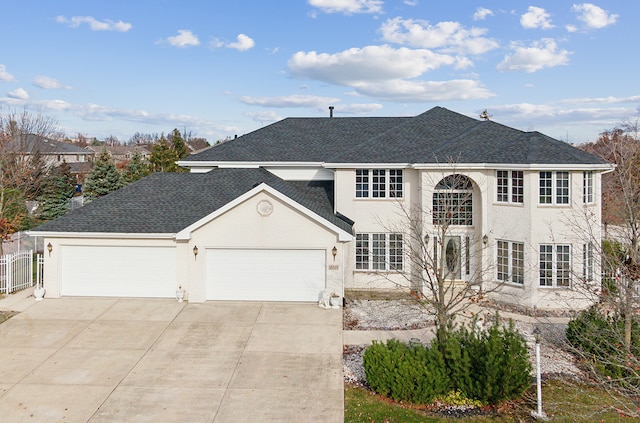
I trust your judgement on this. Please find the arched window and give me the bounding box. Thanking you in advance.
[433,174,473,226]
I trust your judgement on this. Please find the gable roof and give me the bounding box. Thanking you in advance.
[30,168,353,235]
[182,107,609,167]
[7,134,91,155]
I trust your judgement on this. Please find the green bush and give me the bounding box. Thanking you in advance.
[443,318,532,403]
[362,317,532,405]
[567,305,640,385]
[362,339,449,404]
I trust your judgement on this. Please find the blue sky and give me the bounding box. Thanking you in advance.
[0,1,635,144]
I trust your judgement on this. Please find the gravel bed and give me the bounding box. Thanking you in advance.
[343,300,583,386]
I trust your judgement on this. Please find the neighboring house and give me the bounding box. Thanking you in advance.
[6,134,94,185]
[29,107,612,310]
[7,134,93,167]
[87,145,151,166]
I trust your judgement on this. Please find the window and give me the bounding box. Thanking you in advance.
[583,171,593,204]
[355,170,369,198]
[497,240,524,284]
[355,233,403,271]
[539,244,571,287]
[583,242,593,281]
[355,169,403,198]
[539,171,570,204]
[496,170,523,203]
[433,175,473,226]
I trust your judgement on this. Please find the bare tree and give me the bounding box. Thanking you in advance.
[373,172,495,344]
[0,108,63,144]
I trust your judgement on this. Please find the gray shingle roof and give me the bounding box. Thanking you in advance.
[187,107,609,166]
[32,168,353,234]
[8,134,91,155]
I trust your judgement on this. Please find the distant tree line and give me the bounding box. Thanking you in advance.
[0,109,214,251]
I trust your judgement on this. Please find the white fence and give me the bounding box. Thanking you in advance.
[0,250,36,294]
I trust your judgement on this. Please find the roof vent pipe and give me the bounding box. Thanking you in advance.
[329,106,334,118]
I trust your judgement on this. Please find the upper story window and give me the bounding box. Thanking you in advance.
[583,171,593,204]
[539,171,569,205]
[355,169,403,198]
[497,170,523,204]
[433,174,473,226]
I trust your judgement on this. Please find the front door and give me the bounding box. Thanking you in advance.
[444,236,461,280]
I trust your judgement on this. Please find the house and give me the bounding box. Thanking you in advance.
[6,134,94,185]
[29,107,612,310]
[88,144,151,166]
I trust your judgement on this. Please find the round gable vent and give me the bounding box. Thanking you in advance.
[257,200,273,217]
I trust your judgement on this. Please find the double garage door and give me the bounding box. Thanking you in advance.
[60,245,177,298]
[206,249,326,302]
[59,245,326,302]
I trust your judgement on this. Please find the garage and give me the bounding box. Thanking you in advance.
[59,245,177,298]
[206,249,326,301]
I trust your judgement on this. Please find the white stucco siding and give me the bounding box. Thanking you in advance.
[334,168,418,230]
[187,191,347,302]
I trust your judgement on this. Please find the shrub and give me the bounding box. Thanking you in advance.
[362,316,531,406]
[443,317,531,403]
[567,305,640,386]
[362,339,450,404]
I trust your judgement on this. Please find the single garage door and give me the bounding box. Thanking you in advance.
[206,249,326,301]
[60,245,177,298]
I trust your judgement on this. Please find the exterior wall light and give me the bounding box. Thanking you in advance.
[47,242,53,256]
[193,246,198,259]
[482,234,488,246]
[331,246,338,261]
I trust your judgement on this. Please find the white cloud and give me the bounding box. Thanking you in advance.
[289,45,456,85]
[559,95,640,105]
[0,64,15,82]
[379,18,499,55]
[33,75,71,90]
[572,3,618,29]
[353,79,494,102]
[167,30,200,47]
[308,0,383,15]
[473,7,493,21]
[7,88,28,100]
[565,24,578,33]
[497,38,571,73]
[520,6,554,29]
[245,110,283,124]
[239,94,340,108]
[55,15,132,32]
[488,102,635,142]
[227,34,255,51]
[403,1,418,6]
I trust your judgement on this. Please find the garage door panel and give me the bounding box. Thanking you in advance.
[60,245,177,298]
[206,249,325,302]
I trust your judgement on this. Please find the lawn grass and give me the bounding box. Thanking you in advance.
[345,379,639,422]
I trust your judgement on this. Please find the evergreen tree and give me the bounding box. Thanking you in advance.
[149,134,180,172]
[37,162,75,221]
[170,128,189,160]
[84,148,123,201]
[122,151,151,184]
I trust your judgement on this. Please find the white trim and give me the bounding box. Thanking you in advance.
[411,162,613,171]
[26,231,174,239]
[177,161,324,168]
[180,160,614,172]
[175,183,353,242]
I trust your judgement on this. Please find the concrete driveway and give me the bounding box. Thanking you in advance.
[0,296,344,422]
